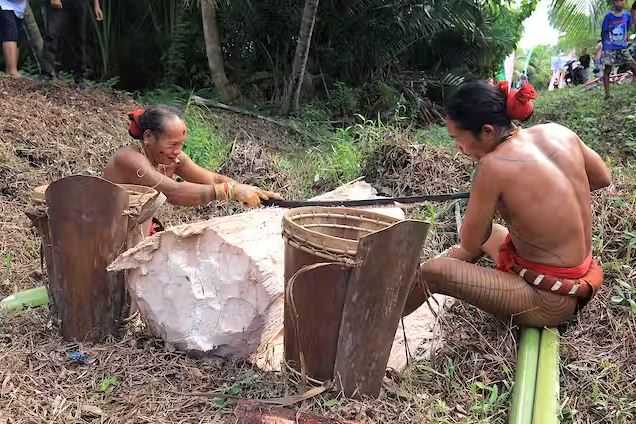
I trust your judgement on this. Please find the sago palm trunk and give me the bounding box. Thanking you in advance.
[281,0,319,115]
[201,0,238,103]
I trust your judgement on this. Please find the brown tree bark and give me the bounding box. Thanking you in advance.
[281,0,319,115]
[22,5,53,74]
[334,220,429,398]
[201,0,239,103]
[45,176,130,342]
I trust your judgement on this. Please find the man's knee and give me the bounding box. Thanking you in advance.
[403,263,434,317]
[481,223,508,261]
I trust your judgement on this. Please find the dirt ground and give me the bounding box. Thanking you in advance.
[1,77,635,423]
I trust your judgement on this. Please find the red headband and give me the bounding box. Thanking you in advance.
[128,108,145,140]
[497,81,538,122]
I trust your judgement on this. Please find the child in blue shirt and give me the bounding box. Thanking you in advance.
[601,0,636,98]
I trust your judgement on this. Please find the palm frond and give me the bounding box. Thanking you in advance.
[548,0,606,42]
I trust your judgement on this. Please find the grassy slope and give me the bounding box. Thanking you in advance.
[403,86,636,424]
[408,86,636,424]
[1,82,635,423]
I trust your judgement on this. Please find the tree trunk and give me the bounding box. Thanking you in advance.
[201,0,239,103]
[22,5,50,74]
[281,0,319,115]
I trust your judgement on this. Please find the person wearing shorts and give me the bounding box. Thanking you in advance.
[0,0,27,77]
[601,0,636,98]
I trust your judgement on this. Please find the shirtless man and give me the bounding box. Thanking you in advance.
[104,105,280,228]
[404,81,610,327]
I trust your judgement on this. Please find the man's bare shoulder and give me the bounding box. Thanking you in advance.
[474,153,502,180]
[526,122,580,141]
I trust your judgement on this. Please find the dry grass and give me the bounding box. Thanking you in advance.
[0,78,136,298]
[1,77,635,423]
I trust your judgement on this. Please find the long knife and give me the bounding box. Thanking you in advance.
[262,191,470,208]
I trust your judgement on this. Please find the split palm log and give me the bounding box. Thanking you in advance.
[108,181,447,372]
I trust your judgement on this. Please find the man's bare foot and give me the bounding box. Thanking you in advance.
[8,71,22,79]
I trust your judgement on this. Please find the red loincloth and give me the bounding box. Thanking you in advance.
[497,235,603,301]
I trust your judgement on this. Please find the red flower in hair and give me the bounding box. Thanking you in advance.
[128,108,145,140]
[497,81,538,122]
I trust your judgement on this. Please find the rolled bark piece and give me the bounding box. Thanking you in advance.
[333,220,429,398]
[46,176,130,341]
[25,179,165,340]
[284,263,350,382]
[108,181,444,371]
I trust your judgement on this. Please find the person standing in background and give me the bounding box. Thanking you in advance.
[0,0,27,77]
[41,0,103,82]
[600,0,636,99]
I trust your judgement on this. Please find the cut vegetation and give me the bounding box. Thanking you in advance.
[1,77,635,423]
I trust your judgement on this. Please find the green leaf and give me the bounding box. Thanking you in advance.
[98,376,119,393]
[488,384,499,405]
[474,381,489,391]
[610,295,625,305]
[226,384,242,396]
[628,299,636,315]
[213,397,228,409]
[324,398,339,407]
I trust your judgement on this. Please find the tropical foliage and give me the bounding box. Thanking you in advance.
[515,44,558,89]
[20,0,538,119]
[548,0,609,50]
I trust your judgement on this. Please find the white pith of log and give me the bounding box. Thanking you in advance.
[108,181,448,372]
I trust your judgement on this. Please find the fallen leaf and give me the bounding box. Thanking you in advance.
[81,405,104,417]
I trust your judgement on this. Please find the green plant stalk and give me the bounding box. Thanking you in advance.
[509,327,541,424]
[532,328,560,424]
[0,286,49,312]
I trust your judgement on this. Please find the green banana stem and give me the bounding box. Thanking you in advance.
[509,327,541,424]
[0,286,49,312]
[532,328,560,424]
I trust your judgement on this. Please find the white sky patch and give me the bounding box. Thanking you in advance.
[518,0,562,49]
